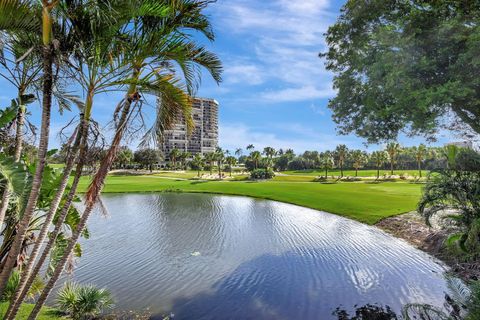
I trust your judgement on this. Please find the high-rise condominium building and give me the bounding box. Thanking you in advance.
[161,97,218,159]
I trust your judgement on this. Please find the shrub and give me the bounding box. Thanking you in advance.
[56,282,114,320]
[249,168,275,180]
[1,269,44,302]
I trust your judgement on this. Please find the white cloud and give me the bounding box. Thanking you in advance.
[261,85,336,102]
[223,63,265,85]
[213,0,335,103]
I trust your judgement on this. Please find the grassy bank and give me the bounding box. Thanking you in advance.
[77,175,422,225]
[0,303,66,320]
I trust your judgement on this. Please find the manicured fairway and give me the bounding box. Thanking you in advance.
[77,175,422,225]
[282,169,426,177]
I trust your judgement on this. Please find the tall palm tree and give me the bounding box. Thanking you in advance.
[372,151,387,179]
[29,2,222,317]
[169,148,180,170]
[0,0,59,297]
[225,156,237,177]
[215,147,224,178]
[386,142,401,175]
[191,153,204,177]
[351,150,368,177]
[335,144,349,177]
[235,148,243,158]
[246,144,254,152]
[263,146,276,170]
[320,151,334,178]
[250,151,261,170]
[413,144,427,177]
[204,152,216,175]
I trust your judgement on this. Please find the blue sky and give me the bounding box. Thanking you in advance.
[0,0,458,153]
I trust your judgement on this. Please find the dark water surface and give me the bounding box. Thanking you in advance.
[65,193,451,319]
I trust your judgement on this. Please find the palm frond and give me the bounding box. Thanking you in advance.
[0,0,40,33]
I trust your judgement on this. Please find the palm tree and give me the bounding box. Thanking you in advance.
[320,151,334,178]
[386,142,401,175]
[246,144,254,152]
[235,148,243,158]
[215,147,224,178]
[0,0,59,298]
[191,154,204,177]
[412,144,427,177]
[351,150,368,177]
[28,1,222,318]
[371,151,387,179]
[169,148,181,170]
[335,144,349,177]
[250,151,261,170]
[225,156,237,177]
[263,146,276,170]
[204,152,216,175]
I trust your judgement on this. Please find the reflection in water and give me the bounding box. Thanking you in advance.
[60,193,453,319]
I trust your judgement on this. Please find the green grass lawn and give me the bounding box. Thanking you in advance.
[282,169,426,177]
[0,302,66,320]
[77,175,423,225]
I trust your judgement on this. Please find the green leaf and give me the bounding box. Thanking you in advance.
[0,100,19,128]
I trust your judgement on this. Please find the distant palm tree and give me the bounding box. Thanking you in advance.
[225,156,237,177]
[215,147,225,178]
[204,152,216,175]
[372,151,387,179]
[191,154,205,177]
[386,142,401,175]
[250,151,262,169]
[235,148,243,158]
[335,144,349,177]
[320,151,335,178]
[246,144,254,152]
[412,144,427,177]
[169,148,181,170]
[263,147,276,170]
[351,150,368,176]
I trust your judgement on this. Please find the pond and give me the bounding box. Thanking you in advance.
[65,193,451,319]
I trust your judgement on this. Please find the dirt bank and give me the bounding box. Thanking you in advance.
[376,212,480,281]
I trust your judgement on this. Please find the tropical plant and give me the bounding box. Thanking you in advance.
[412,144,427,178]
[371,151,387,179]
[263,147,276,170]
[249,151,261,170]
[204,152,216,175]
[215,147,224,178]
[351,150,368,177]
[134,148,161,172]
[334,144,349,177]
[386,142,401,175]
[250,168,274,180]
[190,154,204,177]
[56,282,114,320]
[225,156,237,177]
[1,270,44,302]
[320,151,334,178]
[169,148,181,170]
[246,144,254,152]
[235,148,243,158]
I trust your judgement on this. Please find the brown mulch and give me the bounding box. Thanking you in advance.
[376,212,480,281]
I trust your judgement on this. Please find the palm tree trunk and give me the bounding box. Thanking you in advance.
[0,45,53,296]
[341,165,344,177]
[355,167,358,177]
[325,168,327,178]
[0,97,26,228]
[16,134,88,318]
[418,161,422,178]
[5,118,86,320]
[29,89,136,320]
[390,162,394,175]
[377,167,380,179]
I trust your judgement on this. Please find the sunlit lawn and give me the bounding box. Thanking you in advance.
[0,303,66,320]
[77,174,422,225]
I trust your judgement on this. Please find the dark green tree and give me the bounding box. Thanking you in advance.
[322,1,480,143]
